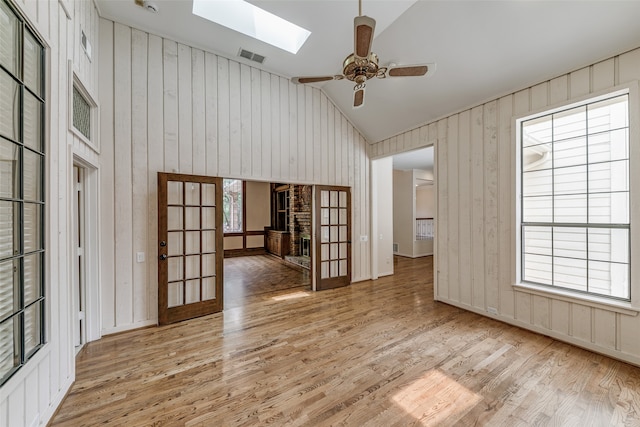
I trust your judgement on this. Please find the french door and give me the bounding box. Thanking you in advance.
[315,186,352,290]
[157,173,223,325]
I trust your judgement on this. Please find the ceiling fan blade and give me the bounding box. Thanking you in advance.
[387,63,436,78]
[354,15,376,59]
[292,76,337,84]
[353,87,365,108]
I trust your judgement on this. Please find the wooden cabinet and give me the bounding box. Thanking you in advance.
[265,228,290,258]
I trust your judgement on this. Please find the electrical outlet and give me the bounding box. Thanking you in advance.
[136,252,145,263]
[360,235,368,242]
[487,307,498,315]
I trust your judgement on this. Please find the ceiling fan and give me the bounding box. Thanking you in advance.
[291,0,435,108]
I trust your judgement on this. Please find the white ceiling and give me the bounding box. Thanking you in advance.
[392,147,433,172]
[96,0,640,143]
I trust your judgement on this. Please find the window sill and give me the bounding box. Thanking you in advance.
[513,282,639,316]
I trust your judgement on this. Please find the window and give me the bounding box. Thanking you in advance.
[0,0,46,385]
[69,63,99,152]
[519,92,630,301]
[223,179,243,233]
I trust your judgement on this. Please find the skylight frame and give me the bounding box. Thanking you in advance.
[192,0,311,54]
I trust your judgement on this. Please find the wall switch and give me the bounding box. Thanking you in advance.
[360,235,368,242]
[136,252,145,263]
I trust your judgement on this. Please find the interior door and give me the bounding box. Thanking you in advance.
[315,186,352,290]
[157,173,223,325]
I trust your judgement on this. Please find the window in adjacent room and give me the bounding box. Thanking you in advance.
[519,91,630,301]
[223,179,243,233]
[0,0,46,385]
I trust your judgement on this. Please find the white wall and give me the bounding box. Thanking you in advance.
[370,47,640,366]
[392,170,414,257]
[416,186,434,218]
[98,20,371,334]
[0,0,99,425]
[371,157,393,277]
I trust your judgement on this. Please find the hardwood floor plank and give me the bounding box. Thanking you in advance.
[51,256,640,426]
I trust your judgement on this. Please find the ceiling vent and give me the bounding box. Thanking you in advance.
[238,49,266,64]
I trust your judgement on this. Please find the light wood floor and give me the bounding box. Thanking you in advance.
[51,256,640,426]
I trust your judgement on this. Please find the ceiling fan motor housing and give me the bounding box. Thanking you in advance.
[343,53,381,84]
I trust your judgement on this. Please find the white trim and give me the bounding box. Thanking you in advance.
[68,60,100,154]
[72,156,102,343]
[58,0,71,19]
[101,320,157,336]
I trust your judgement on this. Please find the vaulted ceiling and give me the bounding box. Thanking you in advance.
[96,0,640,143]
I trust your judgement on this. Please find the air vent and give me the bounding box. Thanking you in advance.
[238,48,266,64]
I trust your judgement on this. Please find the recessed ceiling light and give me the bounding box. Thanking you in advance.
[192,0,311,54]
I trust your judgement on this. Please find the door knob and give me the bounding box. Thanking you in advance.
[159,254,167,260]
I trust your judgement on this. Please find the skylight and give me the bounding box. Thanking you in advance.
[192,0,311,54]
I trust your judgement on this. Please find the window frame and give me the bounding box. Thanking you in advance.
[514,82,640,313]
[222,178,244,235]
[0,0,47,386]
[68,60,99,153]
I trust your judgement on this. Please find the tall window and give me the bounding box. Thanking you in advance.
[0,0,46,385]
[520,93,629,300]
[223,179,243,233]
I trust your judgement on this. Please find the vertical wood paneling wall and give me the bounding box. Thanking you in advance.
[98,20,371,334]
[369,47,640,366]
[0,0,99,426]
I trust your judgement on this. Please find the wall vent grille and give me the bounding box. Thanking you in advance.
[238,48,266,64]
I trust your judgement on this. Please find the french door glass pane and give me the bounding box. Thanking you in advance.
[167,181,182,205]
[202,183,216,206]
[202,277,216,300]
[23,30,42,98]
[23,301,40,355]
[23,91,42,151]
[185,279,200,304]
[168,231,183,256]
[0,137,19,198]
[0,258,18,320]
[202,230,215,253]
[185,207,200,230]
[167,207,183,230]
[23,252,41,305]
[23,149,42,201]
[0,70,19,142]
[202,253,215,276]
[202,207,215,229]
[168,257,183,281]
[168,282,183,308]
[23,202,41,253]
[0,1,19,76]
[185,255,200,279]
[185,183,200,206]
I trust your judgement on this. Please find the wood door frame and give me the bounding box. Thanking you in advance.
[157,172,224,325]
[314,185,352,291]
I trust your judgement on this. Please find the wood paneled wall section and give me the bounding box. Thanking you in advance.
[369,47,640,366]
[98,20,371,334]
[0,0,99,426]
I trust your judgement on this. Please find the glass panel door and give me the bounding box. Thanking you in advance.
[314,186,351,290]
[157,173,223,325]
